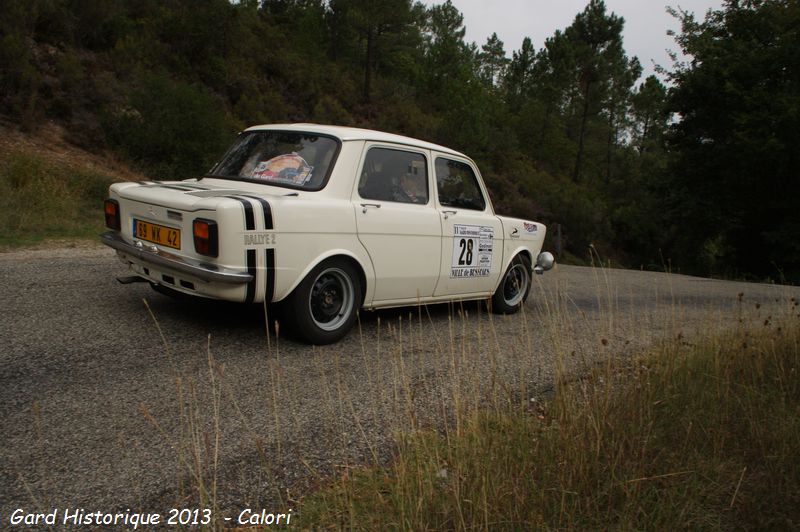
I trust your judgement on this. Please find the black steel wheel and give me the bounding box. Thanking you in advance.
[490,254,532,314]
[286,258,362,344]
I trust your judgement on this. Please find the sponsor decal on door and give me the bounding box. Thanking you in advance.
[451,224,493,277]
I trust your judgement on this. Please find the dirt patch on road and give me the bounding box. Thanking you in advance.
[0,238,110,260]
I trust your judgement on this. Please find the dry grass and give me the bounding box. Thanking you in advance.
[0,123,146,248]
[0,150,116,247]
[296,302,800,529]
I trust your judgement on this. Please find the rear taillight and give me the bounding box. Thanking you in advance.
[193,218,218,257]
[104,199,120,230]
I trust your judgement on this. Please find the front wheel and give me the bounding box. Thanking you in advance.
[490,254,532,314]
[285,258,362,344]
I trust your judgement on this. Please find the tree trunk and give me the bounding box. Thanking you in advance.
[639,116,650,154]
[363,26,374,103]
[606,103,616,185]
[573,81,592,183]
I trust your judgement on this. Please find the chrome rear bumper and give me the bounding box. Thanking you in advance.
[100,231,253,284]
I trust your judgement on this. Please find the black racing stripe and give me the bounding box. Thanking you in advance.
[265,248,275,303]
[241,195,273,230]
[226,196,255,230]
[159,184,195,191]
[245,249,257,304]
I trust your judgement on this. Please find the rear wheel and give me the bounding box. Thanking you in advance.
[285,258,362,344]
[490,254,531,314]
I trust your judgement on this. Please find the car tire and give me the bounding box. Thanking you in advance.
[285,258,362,345]
[490,254,532,314]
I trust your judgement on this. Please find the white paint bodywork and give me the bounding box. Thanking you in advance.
[104,124,548,309]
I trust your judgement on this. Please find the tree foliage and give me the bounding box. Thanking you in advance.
[0,0,796,280]
[666,0,800,280]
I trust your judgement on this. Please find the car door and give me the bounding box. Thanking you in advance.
[354,145,442,302]
[432,154,503,297]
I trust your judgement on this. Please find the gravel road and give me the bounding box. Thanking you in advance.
[2,244,798,527]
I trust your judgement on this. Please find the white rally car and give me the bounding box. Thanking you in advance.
[102,124,554,344]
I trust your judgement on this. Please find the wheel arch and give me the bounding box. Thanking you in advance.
[490,250,533,314]
[277,249,370,307]
[495,245,534,291]
[517,248,533,269]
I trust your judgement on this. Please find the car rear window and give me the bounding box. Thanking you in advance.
[209,131,340,191]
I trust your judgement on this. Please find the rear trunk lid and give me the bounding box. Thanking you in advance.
[109,179,278,265]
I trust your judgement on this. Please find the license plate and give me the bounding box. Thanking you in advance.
[134,219,181,249]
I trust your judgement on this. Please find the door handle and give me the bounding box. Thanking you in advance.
[360,203,381,213]
[442,210,457,219]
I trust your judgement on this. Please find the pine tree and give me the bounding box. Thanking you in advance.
[477,32,509,89]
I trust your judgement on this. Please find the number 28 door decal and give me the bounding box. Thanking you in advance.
[451,224,494,278]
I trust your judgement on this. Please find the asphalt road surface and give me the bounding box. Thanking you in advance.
[2,244,798,526]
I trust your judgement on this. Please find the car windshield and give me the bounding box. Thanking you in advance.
[208,131,339,190]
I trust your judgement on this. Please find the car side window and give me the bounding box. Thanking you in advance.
[435,158,486,211]
[359,148,428,205]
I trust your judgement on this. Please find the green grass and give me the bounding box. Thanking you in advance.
[299,311,800,530]
[0,151,116,247]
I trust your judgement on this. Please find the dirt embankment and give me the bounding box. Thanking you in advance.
[0,119,147,182]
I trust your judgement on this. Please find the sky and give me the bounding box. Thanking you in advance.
[419,0,725,81]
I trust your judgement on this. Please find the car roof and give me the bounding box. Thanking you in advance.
[244,123,467,159]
